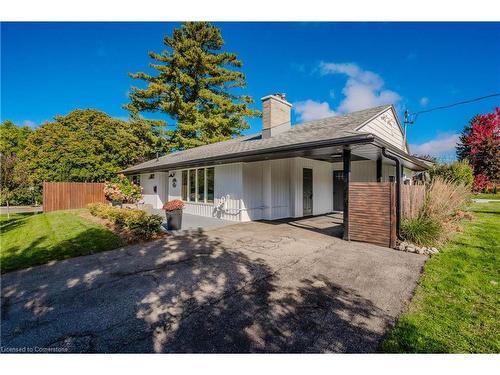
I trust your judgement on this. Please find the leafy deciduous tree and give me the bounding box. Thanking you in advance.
[18,109,163,191]
[0,121,34,205]
[429,160,474,187]
[456,107,499,191]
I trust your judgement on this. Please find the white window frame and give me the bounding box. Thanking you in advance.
[181,167,214,204]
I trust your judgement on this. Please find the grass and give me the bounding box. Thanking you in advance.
[383,202,500,353]
[401,216,442,246]
[0,210,123,273]
[473,192,500,200]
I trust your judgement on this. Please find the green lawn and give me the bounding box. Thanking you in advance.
[0,210,123,273]
[473,192,500,200]
[383,202,500,353]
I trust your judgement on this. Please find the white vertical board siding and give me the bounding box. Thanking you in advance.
[213,163,243,222]
[382,163,396,181]
[242,159,292,221]
[242,161,264,221]
[271,159,291,219]
[183,202,216,218]
[167,169,182,200]
[332,160,395,182]
[167,164,243,222]
[358,108,407,151]
[291,157,334,217]
[140,172,167,209]
[351,161,377,182]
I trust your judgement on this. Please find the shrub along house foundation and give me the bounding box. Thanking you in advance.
[122,94,430,247]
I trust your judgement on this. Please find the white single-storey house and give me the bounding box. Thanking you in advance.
[122,94,429,229]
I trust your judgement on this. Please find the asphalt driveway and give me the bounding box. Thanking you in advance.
[1,215,426,353]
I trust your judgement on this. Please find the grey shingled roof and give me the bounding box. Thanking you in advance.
[122,105,391,173]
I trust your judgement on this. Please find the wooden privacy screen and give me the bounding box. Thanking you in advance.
[347,182,396,248]
[43,182,106,212]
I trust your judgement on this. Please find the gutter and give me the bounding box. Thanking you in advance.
[121,133,375,174]
[381,147,405,242]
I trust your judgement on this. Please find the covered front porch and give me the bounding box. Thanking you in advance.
[136,138,428,247]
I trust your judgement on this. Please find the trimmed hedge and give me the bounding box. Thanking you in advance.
[87,203,163,238]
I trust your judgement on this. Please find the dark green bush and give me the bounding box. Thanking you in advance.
[401,216,443,246]
[87,203,162,238]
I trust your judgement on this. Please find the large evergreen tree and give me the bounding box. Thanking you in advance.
[126,22,260,151]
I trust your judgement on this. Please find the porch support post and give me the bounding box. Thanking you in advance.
[342,147,351,241]
[376,157,382,182]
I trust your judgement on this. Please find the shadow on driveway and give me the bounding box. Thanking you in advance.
[1,222,425,353]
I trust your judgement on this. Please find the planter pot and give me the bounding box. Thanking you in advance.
[165,209,183,230]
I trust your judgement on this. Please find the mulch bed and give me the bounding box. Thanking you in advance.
[79,211,167,245]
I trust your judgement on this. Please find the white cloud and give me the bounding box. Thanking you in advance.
[419,97,429,107]
[294,100,336,122]
[22,120,36,127]
[317,62,401,113]
[409,133,460,157]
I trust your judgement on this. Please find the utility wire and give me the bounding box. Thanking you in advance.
[406,93,500,123]
[414,93,500,115]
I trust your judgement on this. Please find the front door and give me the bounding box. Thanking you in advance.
[303,168,313,216]
[333,170,344,211]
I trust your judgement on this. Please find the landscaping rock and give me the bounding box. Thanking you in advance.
[395,241,435,256]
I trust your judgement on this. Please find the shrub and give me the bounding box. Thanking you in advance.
[472,173,492,193]
[423,177,470,222]
[401,178,471,246]
[430,160,473,188]
[401,217,442,246]
[125,214,163,238]
[104,174,142,203]
[163,199,185,211]
[87,203,162,238]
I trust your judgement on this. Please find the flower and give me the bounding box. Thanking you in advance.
[163,199,185,211]
[104,175,142,203]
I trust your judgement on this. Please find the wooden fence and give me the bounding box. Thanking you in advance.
[401,184,426,219]
[347,182,396,248]
[43,182,106,212]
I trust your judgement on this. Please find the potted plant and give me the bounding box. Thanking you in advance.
[163,199,185,230]
[104,174,142,207]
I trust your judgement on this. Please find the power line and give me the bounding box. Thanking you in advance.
[414,93,500,116]
[402,92,500,143]
[405,93,500,124]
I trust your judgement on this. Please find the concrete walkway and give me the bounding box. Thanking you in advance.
[1,216,426,353]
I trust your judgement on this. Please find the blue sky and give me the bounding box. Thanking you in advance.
[1,22,499,158]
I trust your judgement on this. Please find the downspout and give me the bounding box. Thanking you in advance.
[381,147,405,241]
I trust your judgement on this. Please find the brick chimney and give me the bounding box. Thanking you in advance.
[261,93,292,139]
